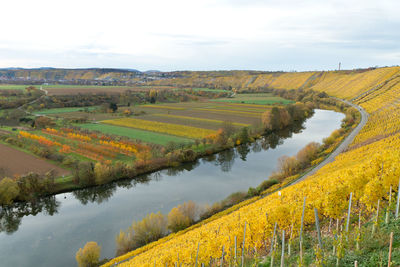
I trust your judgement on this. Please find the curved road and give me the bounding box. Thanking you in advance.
[293,98,369,184]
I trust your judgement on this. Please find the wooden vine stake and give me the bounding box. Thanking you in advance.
[270,235,276,267]
[288,223,294,256]
[346,192,353,232]
[386,186,393,224]
[372,199,380,235]
[281,230,285,267]
[195,242,200,267]
[314,208,323,250]
[221,246,224,267]
[396,177,400,219]
[388,232,394,267]
[300,197,306,264]
[270,222,277,254]
[241,222,246,267]
[234,236,237,264]
[356,210,361,251]
[355,260,358,267]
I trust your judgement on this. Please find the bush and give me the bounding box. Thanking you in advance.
[296,142,320,168]
[75,241,101,267]
[115,212,167,256]
[168,207,191,232]
[0,178,20,205]
[256,179,278,192]
[247,187,258,197]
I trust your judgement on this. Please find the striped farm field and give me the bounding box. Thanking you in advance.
[152,114,250,127]
[35,106,98,115]
[141,104,185,110]
[195,108,262,117]
[224,102,273,108]
[102,118,216,139]
[213,93,295,105]
[79,123,191,145]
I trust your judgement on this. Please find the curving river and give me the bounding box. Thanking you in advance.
[0,109,344,267]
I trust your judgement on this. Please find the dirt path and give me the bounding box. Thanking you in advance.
[293,98,369,184]
[17,85,48,116]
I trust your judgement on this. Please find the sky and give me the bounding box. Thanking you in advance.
[0,0,399,71]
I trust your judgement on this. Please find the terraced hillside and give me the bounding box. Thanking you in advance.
[106,67,400,266]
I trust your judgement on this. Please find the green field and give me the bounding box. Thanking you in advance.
[0,84,28,90]
[79,123,192,145]
[34,106,98,115]
[213,93,294,105]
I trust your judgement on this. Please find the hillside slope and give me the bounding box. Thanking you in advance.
[106,67,400,266]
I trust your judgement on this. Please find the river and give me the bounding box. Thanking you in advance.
[0,109,344,267]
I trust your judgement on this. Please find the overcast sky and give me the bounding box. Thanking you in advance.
[1,0,399,71]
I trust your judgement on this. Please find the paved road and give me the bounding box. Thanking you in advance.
[293,98,369,184]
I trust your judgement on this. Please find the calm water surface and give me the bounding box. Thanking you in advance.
[0,109,344,267]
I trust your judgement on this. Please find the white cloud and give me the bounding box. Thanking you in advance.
[0,0,399,70]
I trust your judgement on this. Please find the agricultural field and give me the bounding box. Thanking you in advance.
[16,128,152,164]
[0,143,69,178]
[33,100,270,146]
[79,123,191,145]
[34,106,98,115]
[44,85,175,95]
[0,84,29,90]
[83,101,268,142]
[213,93,295,105]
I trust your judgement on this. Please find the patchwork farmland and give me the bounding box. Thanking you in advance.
[33,99,276,147]
[75,100,268,144]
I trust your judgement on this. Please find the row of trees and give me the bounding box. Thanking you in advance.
[0,88,43,110]
[270,142,321,181]
[262,103,313,132]
[0,171,57,205]
[33,88,228,110]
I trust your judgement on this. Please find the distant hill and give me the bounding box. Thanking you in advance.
[0,68,146,84]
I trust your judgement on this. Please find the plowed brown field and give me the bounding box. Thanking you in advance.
[0,143,69,178]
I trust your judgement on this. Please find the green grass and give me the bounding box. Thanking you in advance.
[34,106,98,115]
[0,84,29,90]
[79,123,192,145]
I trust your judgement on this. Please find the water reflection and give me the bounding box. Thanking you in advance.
[0,196,60,234]
[0,109,345,267]
[73,175,153,205]
[0,114,310,229]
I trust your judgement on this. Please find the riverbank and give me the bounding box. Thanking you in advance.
[0,109,346,267]
[104,99,364,265]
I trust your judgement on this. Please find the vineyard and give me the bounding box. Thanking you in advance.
[17,127,151,164]
[77,100,274,143]
[102,118,217,140]
[105,67,400,266]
